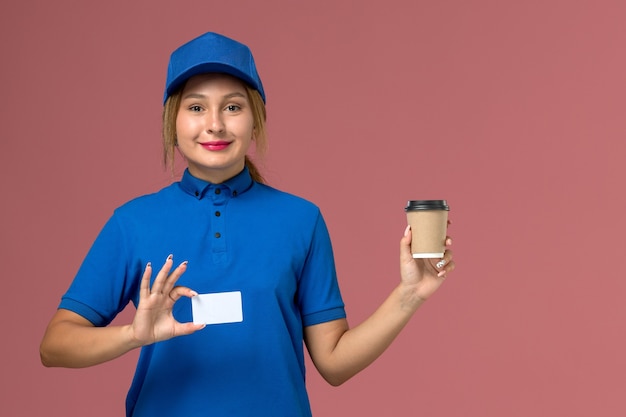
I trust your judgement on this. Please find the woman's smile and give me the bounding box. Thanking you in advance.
[199,140,231,151]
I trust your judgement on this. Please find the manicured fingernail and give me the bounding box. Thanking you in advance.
[146,262,151,268]
[438,271,447,277]
[404,225,411,236]
[181,261,188,267]
[167,254,173,261]
[190,290,198,296]
[436,260,446,269]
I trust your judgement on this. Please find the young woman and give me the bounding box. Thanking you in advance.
[40,32,455,417]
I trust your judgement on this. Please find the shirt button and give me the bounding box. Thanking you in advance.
[215,232,221,238]
[233,190,238,197]
[194,191,199,197]
[215,188,221,195]
[215,211,221,217]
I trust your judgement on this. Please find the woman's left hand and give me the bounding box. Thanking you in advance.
[399,224,455,301]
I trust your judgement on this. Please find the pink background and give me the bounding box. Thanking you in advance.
[2,1,625,415]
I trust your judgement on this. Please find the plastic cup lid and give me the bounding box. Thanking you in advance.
[404,200,449,211]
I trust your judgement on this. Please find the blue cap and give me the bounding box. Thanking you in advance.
[164,32,265,104]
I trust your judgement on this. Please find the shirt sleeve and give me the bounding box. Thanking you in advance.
[297,210,346,327]
[59,212,140,326]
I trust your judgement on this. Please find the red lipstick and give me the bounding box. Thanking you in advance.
[200,141,231,151]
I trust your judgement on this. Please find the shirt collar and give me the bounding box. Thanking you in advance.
[179,166,254,199]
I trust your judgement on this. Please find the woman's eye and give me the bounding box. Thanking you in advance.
[225,105,241,112]
[189,105,203,112]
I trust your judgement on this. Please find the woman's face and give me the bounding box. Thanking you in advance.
[176,73,255,183]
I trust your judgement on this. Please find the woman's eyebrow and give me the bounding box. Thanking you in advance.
[223,92,247,99]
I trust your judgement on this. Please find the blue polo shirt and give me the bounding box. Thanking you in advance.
[59,167,346,417]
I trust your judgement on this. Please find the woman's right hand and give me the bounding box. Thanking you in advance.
[40,255,204,368]
[130,255,205,347]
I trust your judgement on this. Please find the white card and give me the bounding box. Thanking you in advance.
[191,291,243,325]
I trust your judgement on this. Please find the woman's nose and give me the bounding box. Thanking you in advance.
[206,110,225,133]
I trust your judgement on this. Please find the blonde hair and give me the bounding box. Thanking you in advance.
[162,83,268,184]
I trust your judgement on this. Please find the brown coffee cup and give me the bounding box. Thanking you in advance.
[405,200,449,258]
